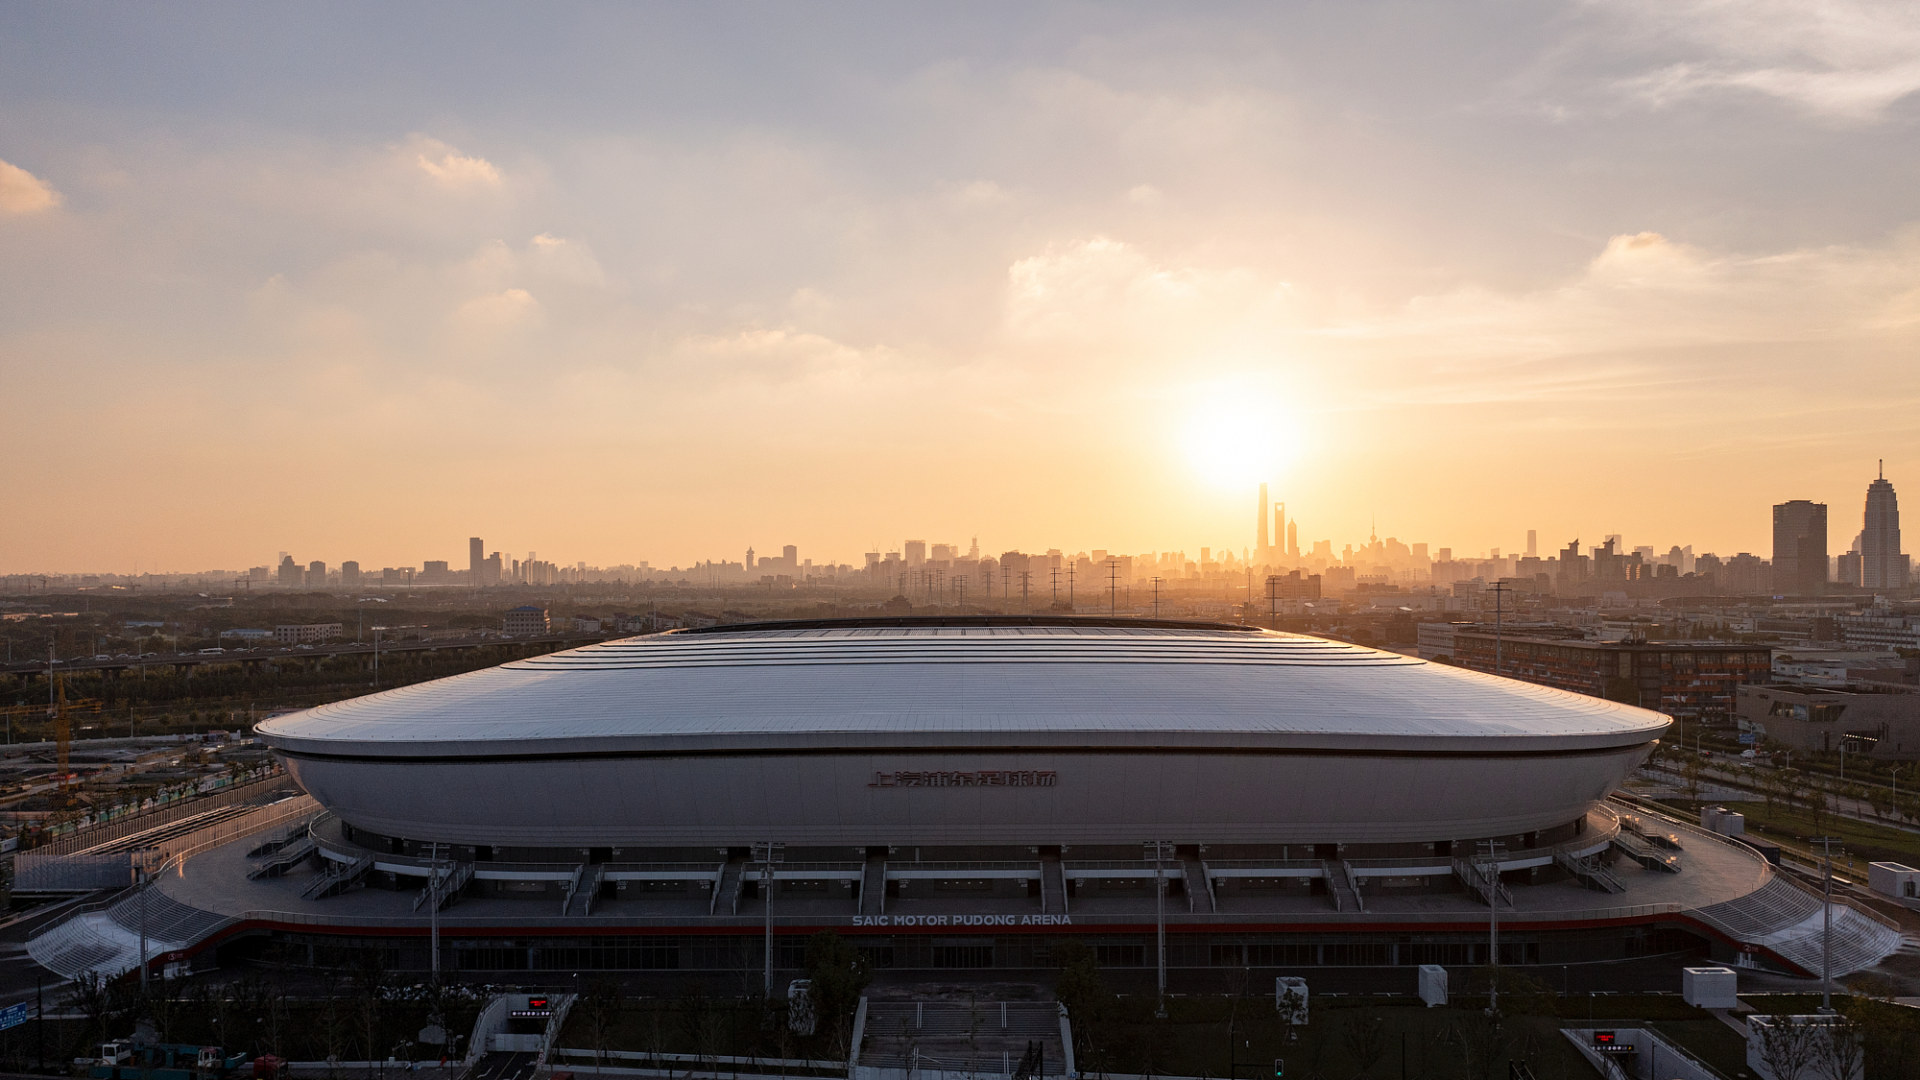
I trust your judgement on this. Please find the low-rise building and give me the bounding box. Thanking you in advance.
[273,622,343,645]
[1736,682,1920,758]
[502,605,549,636]
[1447,633,1771,723]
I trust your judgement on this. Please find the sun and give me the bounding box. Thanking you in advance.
[1178,398,1307,491]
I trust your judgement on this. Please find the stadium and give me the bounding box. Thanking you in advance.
[26,618,1908,988]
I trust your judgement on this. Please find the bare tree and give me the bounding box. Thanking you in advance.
[1754,1015,1818,1080]
[1813,1013,1865,1080]
[1338,1015,1386,1078]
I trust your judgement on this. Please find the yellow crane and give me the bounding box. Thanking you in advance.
[0,683,101,790]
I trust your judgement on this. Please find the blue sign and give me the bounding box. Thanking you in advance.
[1738,733,1757,745]
[0,1001,31,1031]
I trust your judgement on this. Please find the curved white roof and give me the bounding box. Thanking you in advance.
[257,622,1670,760]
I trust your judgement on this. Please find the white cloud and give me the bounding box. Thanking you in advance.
[452,287,541,332]
[1599,0,1920,120]
[0,158,60,214]
[413,137,503,188]
[526,233,607,287]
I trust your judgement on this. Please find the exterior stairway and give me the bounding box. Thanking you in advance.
[861,854,887,916]
[1041,854,1067,915]
[1182,857,1215,913]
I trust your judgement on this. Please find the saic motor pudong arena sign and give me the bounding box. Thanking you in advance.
[852,914,1072,927]
[868,769,1058,788]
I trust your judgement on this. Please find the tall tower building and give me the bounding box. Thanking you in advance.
[1526,530,1537,559]
[1286,519,1298,559]
[1257,483,1270,553]
[1772,499,1828,595]
[1862,462,1910,590]
[1275,503,1287,558]
[470,537,485,585]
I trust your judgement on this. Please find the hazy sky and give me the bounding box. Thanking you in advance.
[4,2,1919,573]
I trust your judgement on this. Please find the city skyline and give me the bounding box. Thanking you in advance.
[5,6,1920,573]
[9,462,1905,590]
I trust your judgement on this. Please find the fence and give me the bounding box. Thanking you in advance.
[20,772,298,861]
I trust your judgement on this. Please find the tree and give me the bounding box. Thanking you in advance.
[1338,1014,1386,1078]
[1814,1013,1865,1080]
[1754,1015,1818,1080]
[1052,941,1112,1071]
[578,976,625,1071]
[803,931,872,1055]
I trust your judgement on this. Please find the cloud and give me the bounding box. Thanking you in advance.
[526,233,607,287]
[1599,0,1920,120]
[452,287,541,332]
[413,137,503,189]
[0,158,60,214]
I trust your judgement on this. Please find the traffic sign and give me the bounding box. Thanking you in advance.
[0,1001,31,1031]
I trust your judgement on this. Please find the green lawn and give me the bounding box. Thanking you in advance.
[1655,797,1920,872]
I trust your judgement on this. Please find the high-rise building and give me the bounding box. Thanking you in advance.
[1276,503,1287,559]
[783,544,798,565]
[470,537,485,585]
[1772,499,1828,595]
[340,561,361,588]
[1287,519,1299,559]
[904,540,926,567]
[307,560,327,587]
[1862,463,1910,591]
[1257,483,1270,552]
[1526,530,1537,559]
[277,554,301,588]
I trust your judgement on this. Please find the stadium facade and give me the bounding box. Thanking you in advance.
[26,619,1909,987]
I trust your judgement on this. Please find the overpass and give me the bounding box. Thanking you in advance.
[0,631,610,679]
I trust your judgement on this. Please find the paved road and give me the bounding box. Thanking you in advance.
[0,633,605,677]
[463,1052,539,1080]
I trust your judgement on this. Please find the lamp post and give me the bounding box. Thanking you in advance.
[1145,840,1174,1018]
[1810,836,1841,1012]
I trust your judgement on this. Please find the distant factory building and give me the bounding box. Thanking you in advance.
[503,604,550,636]
[274,622,343,645]
[1442,631,1771,724]
[1739,682,1920,759]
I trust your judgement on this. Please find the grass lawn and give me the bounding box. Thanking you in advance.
[1654,797,1920,874]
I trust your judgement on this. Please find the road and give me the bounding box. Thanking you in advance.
[463,1052,539,1080]
[1643,759,1920,837]
[0,632,606,677]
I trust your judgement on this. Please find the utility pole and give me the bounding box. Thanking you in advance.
[138,864,149,994]
[1051,567,1060,608]
[1146,840,1172,1018]
[1151,577,1162,619]
[1068,563,1075,610]
[1479,839,1506,1015]
[1108,559,1119,616]
[1811,836,1841,1012]
[428,842,442,981]
[1488,582,1512,674]
[760,840,782,999]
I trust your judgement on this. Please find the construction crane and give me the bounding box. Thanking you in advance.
[0,684,101,790]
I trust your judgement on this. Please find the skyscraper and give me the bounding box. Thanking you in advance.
[1771,500,1828,595]
[1257,483,1270,552]
[1862,462,1910,590]
[470,537,485,585]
